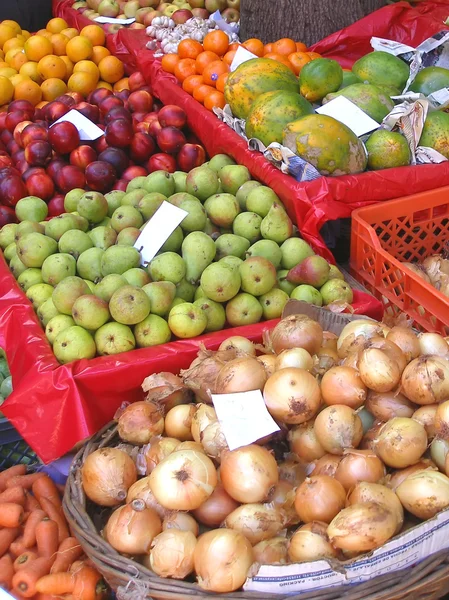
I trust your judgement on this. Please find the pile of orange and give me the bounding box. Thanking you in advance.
[0,18,128,110]
[161,32,321,112]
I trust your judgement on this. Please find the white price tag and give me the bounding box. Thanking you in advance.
[51,109,104,141]
[0,589,16,600]
[316,95,380,137]
[134,201,188,265]
[230,46,258,72]
[94,16,135,24]
[212,390,280,451]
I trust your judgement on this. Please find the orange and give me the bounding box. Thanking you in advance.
[36,29,53,40]
[1,21,21,36]
[20,61,42,83]
[0,50,4,60]
[228,42,241,52]
[296,41,307,52]
[0,67,17,78]
[67,71,98,96]
[24,36,53,62]
[182,73,203,94]
[242,38,264,57]
[307,51,322,60]
[273,38,297,56]
[161,53,180,74]
[264,43,273,55]
[80,24,105,47]
[223,50,236,66]
[0,75,14,105]
[61,28,78,40]
[204,89,225,111]
[202,60,228,87]
[10,74,27,87]
[0,62,8,69]
[50,33,69,56]
[36,100,49,109]
[97,81,112,90]
[3,38,23,54]
[38,55,67,80]
[195,51,220,74]
[73,60,99,82]
[91,45,110,65]
[66,36,93,62]
[215,72,228,93]
[113,77,129,92]
[7,48,27,72]
[193,83,215,103]
[46,18,68,34]
[0,25,17,49]
[41,77,67,101]
[14,79,42,105]
[178,39,203,60]
[21,30,31,40]
[203,30,229,57]
[174,57,196,83]
[98,55,124,83]
[60,56,74,78]
[264,52,294,70]
[288,51,312,75]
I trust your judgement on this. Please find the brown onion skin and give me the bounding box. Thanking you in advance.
[224,503,286,545]
[278,460,308,486]
[82,448,137,507]
[270,314,323,355]
[396,471,449,520]
[215,357,267,393]
[288,521,339,563]
[387,327,420,363]
[358,348,401,393]
[117,401,164,445]
[365,337,407,373]
[321,366,367,409]
[314,405,363,455]
[402,356,449,405]
[435,400,449,439]
[347,482,404,534]
[374,417,428,469]
[253,537,288,565]
[337,320,383,358]
[104,501,162,554]
[334,449,386,491]
[322,331,338,351]
[126,476,170,520]
[360,422,384,450]
[387,460,438,492]
[288,422,326,462]
[365,390,416,421]
[294,475,346,524]
[412,405,438,440]
[192,485,240,527]
[310,454,342,478]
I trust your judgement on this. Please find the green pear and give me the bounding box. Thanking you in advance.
[260,204,293,243]
[111,206,143,232]
[77,247,104,283]
[15,196,48,222]
[101,246,141,276]
[37,297,60,326]
[138,193,166,221]
[159,226,183,253]
[232,211,262,243]
[95,274,127,302]
[246,186,280,217]
[142,281,176,316]
[71,214,89,233]
[64,188,85,212]
[194,285,207,300]
[26,283,54,309]
[0,223,18,249]
[95,322,136,355]
[72,294,110,330]
[277,269,297,295]
[182,231,216,284]
[144,171,175,196]
[328,264,345,280]
[122,188,147,209]
[280,238,315,270]
[4,242,17,262]
[215,234,250,260]
[105,190,126,217]
[200,262,241,303]
[320,279,353,305]
[84,280,96,293]
[175,278,197,302]
[168,302,207,338]
[203,218,220,239]
[149,252,186,285]
[52,276,91,315]
[186,166,219,201]
[235,180,261,210]
[17,268,43,292]
[97,216,111,228]
[122,268,150,287]
[168,192,196,207]
[78,191,108,223]
[58,230,93,259]
[109,285,151,325]
[88,226,117,250]
[9,255,27,278]
[42,253,77,286]
[239,256,277,296]
[53,326,96,364]
[226,292,263,326]
[116,227,141,246]
[219,255,243,271]
[291,284,323,306]
[126,177,146,193]
[134,314,171,348]
[247,240,282,268]
[46,314,75,345]
[173,171,187,193]
[44,214,79,241]
[169,297,186,310]
[17,233,57,268]
[259,288,290,319]
[219,165,251,195]
[204,193,240,228]
[178,198,207,232]
[208,154,236,172]
[194,297,226,332]
[15,221,44,241]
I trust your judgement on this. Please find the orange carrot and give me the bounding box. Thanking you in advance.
[36,572,75,595]
[36,594,66,600]
[12,557,53,598]
[32,476,62,510]
[72,566,105,600]
[0,465,27,493]
[10,536,28,558]
[35,520,59,559]
[0,527,20,557]
[6,473,46,490]
[13,550,39,572]
[38,498,69,543]
[70,560,85,574]
[51,538,83,574]
[24,492,41,512]
[23,510,47,549]
[0,553,14,590]
[0,502,25,528]
[0,486,26,506]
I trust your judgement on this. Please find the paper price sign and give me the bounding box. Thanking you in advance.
[316,95,380,137]
[51,109,104,141]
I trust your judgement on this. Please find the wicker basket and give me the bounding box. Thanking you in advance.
[64,422,449,600]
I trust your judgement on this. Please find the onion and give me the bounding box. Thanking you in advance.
[310,454,342,478]
[253,537,288,565]
[126,477,170,519]
[263,368,321,424]
[117,401,164,445]
[104,499,162,554]
[150,450,217,511]
[193,485,239,527]
[221,445,278,503]
[357,407,376,433]
[365,389,416,421]
[278,459,308,485]
[412,405,438,439]
[422,254,449,284]
[322,331,338,351]
[396,470,449,519]
[419,332,449,358]
[224,503,286,544]
[142,437,181,475]
[337,320,383,358]
[191,404,217,443]
[266,480,298,526]
[360,421,384,450]
[431,438,449,470]
[276,348,313,371]
[181,347,233,403]
[358,348,401,393]
[347,482,403,534]
[194,529,254,593]
[146,530,196,579]
[375,417,427,468]
[142,372,191,411]
[387,326,420,362]
[387,460,438,492]
[321,366,367,409]
[314,405,363,455]
[177,441,205,453]
[258,354,277,377]
[403,262,431,283]
[328,502,397,552]
[164,404,195,441]
[340,352,360,369]
[335,449,386,491]
[289,422,326,462]
[294,475,346,523]
[215,356,267,393]
[218,336,256,356]
[288,522,339,562]
[269,314,323,355]
[82,448,137,507]
[313,347,339,376]
[201,421,229,460]
[402,356,449,405]
[162,512,199,536]
[435,400,449,439]
[366,337,407,373]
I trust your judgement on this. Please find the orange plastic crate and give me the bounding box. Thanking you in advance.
[350,186,449,333]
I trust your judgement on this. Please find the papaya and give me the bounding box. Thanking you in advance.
[352,51,410,91]
[282,114,367,176]
[299,58,343,103]
[323,84,394,123]
[224,58,298,120]
[365,129,411,170]
[245,90,314,146]
[340,70,362,89]
[409,66,449,96]
[419,111,449,158]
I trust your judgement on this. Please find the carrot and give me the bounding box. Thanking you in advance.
[6,473,46,490]
[0,553,14,590]
[36,572,75,595]
[0,486,27,506]
[10,536,28,558]
[72,566,105,600]
[23,510,47,549]
[12,557,53,598]
[32,477,62,510]
[70,560,85,574]
[0,502,25,528]
[13,550,39,572]
[36,594,66,600]
[36,520,59,559]
[51,538,83,574]
[38,498,69,543]
[0,527,20,557]
[24,492,41,513]
[0,465,27,493]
